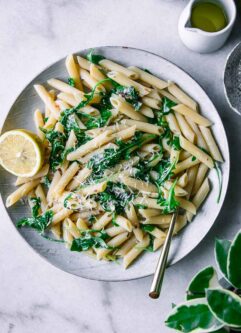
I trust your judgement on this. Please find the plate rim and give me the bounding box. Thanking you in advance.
[0,45,230,281]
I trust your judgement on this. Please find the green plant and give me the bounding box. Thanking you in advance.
[165,230,241,332]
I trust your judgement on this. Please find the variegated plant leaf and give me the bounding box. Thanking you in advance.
[186,266,219,300]
[165,298,223,333]
[227,230,241,288]
[215,239,231,278]
[207,288,241,328]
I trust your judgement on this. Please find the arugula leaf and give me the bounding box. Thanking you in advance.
[96,182,135,214]
[143,68,152,74]
[172,136,181,151]
[158,179,180,213]
[44,129,67,171]
[155,159,176,186]
[214,162,223,204]
[115,86,142,111]
[17,210,53,234]
[43,175,51,188]
[162,97,176,114]
[141,224,155,232]
[70,229,113,252]
[80,109,112,129]
[60,78,113,133]
[68,77,75,87]
[86,49,105,64]
[30,197,41,218]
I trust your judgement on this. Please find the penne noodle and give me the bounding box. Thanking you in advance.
[185,165,199,199]
[100,59,138,79]
[6,179,40,207]
[138,208,161,218]
[125,203,139,226]
[192,163,209,196]
[34,84,60,120]
[186,178,210,222]
[119,175,158,194]
[80,181,107,196]
[96,232,129,260]
[142,96,161,109]
[173,156,200,174]
[54,162,80,195]
[199,126,223,162]
[47,78,82,97]
[128,66,168,90]
[177,172,188,187]
[52,208,73,225]
[165,113,181,135]
[80,68,105,92]
[186,118,209,150]
[159,89,180,104]
[35,184,48,212]
[175,112,195,143]
[34,109,45,141]
[120,119,161,135]
[67,167,92,191]
[113,125,136,141]
[110,95,147,122]
[92,212,113,230]
[168,82,198,111]
[67,130,114,160]
[179,135,214,169]
[105,226,126,237]
[172,104,212,127]
[139,105,154,118]
[123,235,150,269]
[115,215,133,232]
[65,54,83,91]
[77,55,90,70]
[89,63,113,90]
[116,235,136,256]
[107,71,151,96]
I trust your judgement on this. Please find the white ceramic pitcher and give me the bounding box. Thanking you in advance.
[178,0,236,53]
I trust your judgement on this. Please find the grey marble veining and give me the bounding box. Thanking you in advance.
[0,0,241,332]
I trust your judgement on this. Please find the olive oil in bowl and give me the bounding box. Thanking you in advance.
[191,1,228,32]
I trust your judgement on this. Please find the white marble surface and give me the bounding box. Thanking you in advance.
[0,1,241,332]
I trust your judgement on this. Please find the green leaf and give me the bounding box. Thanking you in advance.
[141,224,155,232]
[207,288,241,328]
[165,298,223,333]
[214,162,223,204]
[17,210,53,234]
[186,266,219,300]
[86,49,105,64]
[68,77,75,87]
[215,239,231,278]
[70,230,113,252]
[30,197,41,218]
[227,230,241,288]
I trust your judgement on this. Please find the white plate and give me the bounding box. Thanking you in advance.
[0,46,230,281]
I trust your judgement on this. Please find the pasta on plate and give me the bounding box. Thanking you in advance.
[4,50,223,269]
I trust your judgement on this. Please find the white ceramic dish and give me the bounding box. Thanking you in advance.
[0,46,230,281]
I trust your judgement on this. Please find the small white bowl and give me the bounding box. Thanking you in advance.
[178,0,237,53]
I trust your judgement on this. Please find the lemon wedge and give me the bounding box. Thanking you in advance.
[0,129,44,177]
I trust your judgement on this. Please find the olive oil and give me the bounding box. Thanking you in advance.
[191,2,228,32]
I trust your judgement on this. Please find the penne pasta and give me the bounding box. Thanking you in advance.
[179,135,214,169]
[128,66,168,90]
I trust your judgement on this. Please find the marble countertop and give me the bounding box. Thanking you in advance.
[0,1,241,332]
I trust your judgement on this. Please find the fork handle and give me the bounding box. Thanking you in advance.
[149,210,178,299]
